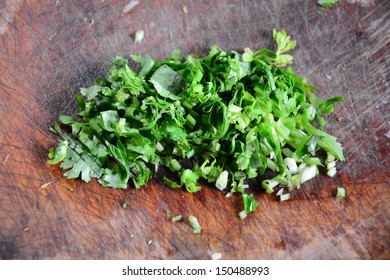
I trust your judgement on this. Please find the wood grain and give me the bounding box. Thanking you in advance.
[0,0,389,259]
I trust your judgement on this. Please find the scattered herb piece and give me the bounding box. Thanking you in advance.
[163,177,182,189]
[61,184,74,192]
[172,215,182,222]
[123,0,139,13]
[134,30,144,43]
[211,252,222,260]
[48,29,344,219]
[123,199,128,209]
[280,193,291,202]
[317,0,339,8]
[188,215,201,234]
[336,187,345,201]
[40,181,53,189]
[241,193,259,218]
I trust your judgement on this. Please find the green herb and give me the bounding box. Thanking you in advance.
[172,215,182,222]
[336,187,345,201]
[188,215,201,234]
[239,193,259,219]
[317,0,339,8]
[48,29,344,219]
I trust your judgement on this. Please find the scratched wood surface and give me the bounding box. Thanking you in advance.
[0,0,389,260]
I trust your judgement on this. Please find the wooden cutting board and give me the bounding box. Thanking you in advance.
[0,0,389,259]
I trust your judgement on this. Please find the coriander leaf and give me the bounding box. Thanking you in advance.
[150,65,185,100]
[272,29,296,67]
[80,85,101,100]
[180,169,201,192]
[317,0,339,8]
[188,215,201,234]
[242,193,259,214]
[336,187,345,201]
[163,177,182,189]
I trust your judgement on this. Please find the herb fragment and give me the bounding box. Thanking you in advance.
[317,0,339,8]
[172,215,182,222]
[40,181,53,189]
[134,30,144,43]
[61,184,74,192]
[336,187,345,201]
[188,215,201,234]
[48,29,344,219]
[123,0,139,13]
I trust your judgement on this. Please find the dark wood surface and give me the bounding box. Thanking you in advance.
[0,0,389,260]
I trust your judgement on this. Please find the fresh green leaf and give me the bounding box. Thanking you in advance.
[48,140,68,164]
[150,65,185,100]
[242,193,259,215]
[317,0,339,8]
[336,187,345,201]
[163,177,182,189]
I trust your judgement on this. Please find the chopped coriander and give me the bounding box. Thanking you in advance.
[163,177,182,189]
[188,215,201,234]
[48,29,344,219]
[317,0,339,8]
[336,187,345,201]
[172,215,182,222]
[242,193,259,216]
[280,193,291,202]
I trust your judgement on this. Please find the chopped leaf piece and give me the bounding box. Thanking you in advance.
[163,177,182,189]
[61,184,74,192]
[188,215,201,234]
[134,30,144,43]
[317,0,339,8]
[123,0,139,13]
[150,65,184,100]
[300,165,319,184]
[40,181,53,189]
[280,193,291,202]
[242,193,259,216]
[47,140,68,164]
[239,211,247,220]
[336,187,345,201]
[215,170,229,190]
[181,169,201,192]
[172,215,182,222]
[272,29,296,67]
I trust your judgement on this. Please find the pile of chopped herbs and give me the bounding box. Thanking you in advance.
[48,29,344,218]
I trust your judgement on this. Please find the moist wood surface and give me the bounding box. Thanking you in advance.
[0,0,389,259]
